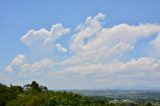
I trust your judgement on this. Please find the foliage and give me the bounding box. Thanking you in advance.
[0,81,157,106]
[0,83,23,106]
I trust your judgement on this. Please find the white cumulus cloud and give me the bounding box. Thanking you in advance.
[3,13,160,89]
[150,33,160,49]
[5,54,25,73]
[55,43,68,53]
[21,23,70,55]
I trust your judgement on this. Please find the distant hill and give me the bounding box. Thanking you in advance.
[70,89,160,102]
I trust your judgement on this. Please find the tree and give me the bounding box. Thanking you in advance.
[48,97,58,106]
[0,83,23,106]
[23,84,31,91]
[23,81,47,92]
[26,96,40,106]
[40,86,48,92]
[145,103,152,106]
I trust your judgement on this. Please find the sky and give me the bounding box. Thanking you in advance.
[0,0,160,90]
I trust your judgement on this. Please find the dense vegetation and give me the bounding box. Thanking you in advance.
[0,81,156,106]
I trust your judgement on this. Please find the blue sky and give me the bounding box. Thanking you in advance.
[0,0,160,89]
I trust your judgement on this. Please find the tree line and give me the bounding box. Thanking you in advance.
[0,81,154,106]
